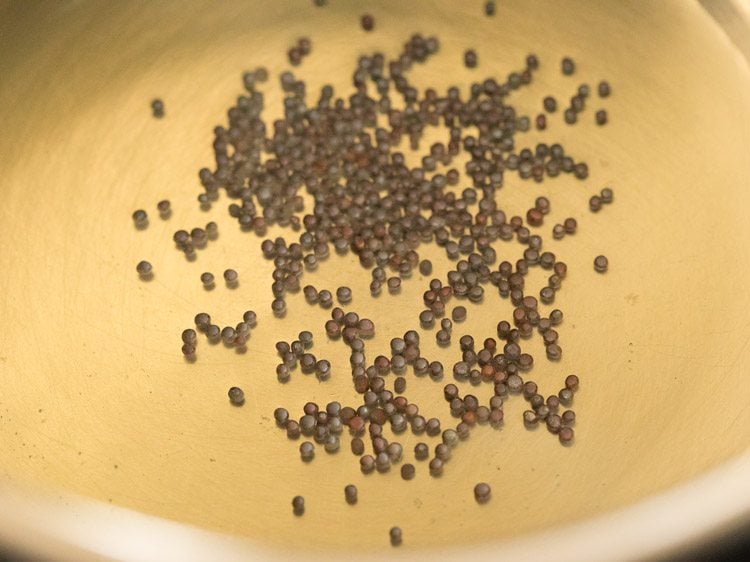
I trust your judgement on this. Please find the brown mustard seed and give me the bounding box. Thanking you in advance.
[565,374,580,390]
[594,255,609,273]
[464,49,478,69]
[360,14,374,31]
[132,209,148,228]
[387,277,401,293]
[474,482,491,503]
[419,309,435,328]
[559,426,575,444]
[344,484,358,504]
[562,410,576,425]
[228,386,245,406]
[157,200,171,217]
[452,306,467,322]
[390,526,402,546]
[550,309,564,325]
[589,195,603,212]
[288,47,302,66]
[546,344,562,361]
[414,442,429,460]
[136,260,153,278]
[535,196,550,214]
[401,463,415,480]
[523,410,538,425]
[292,495,305,515]
[360,454,375,473]
[563,217,577,234]
[419,259,433,276]
[527,208,544,227]
[436,329,451,347]
[394,376,406,394]
[194,312,210,331]
[151,98,164,118]
[559,388,574,405]
[546,395,560,410]
[561,57,575,75]
[547,414,562,433]
[336,286,353,304]
[351,437,365,455]
[286,421,300,439]
[595,109,608,125]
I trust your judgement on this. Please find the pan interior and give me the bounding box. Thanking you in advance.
[0,0,749,554]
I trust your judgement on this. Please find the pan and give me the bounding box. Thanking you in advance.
[0,1,749,560]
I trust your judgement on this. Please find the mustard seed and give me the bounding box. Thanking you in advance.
[394,376,406,393]
[474,482,491,503]
[436,329,451,347]
[360,454,375,473]
[336,286,352,304]
[401,463,415,480]
[559,388,574,405]
[546,344,562,360]
[523,410,538,425]
[286,421,300,439]
[136,260,153,278]
[565,374,579,390]
[351,437,364,455]
[344,484,358,504]
[318,290,333,308]
[550,309,564,325]
[594,255,609,273]
[547,414,562,434]
[300,441,315,461]
[561,57,575,75]
[292,495,305,516]
[562,410,576,425]
[274,407,289,427]
[228,386,245,406]
[546,395,560,410]
[559,426,575,444]
[151,98,164,118]
[360,14,374,31]
[387,277,401,293]
[590,195,603,212]
[133,209,148,229]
